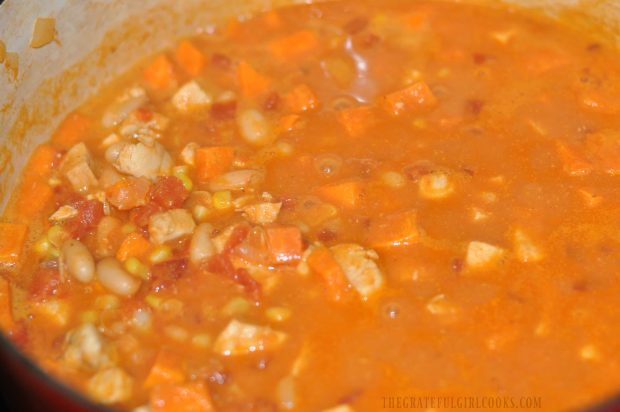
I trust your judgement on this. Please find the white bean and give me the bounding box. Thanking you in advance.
[61,240,95,283]
[97,257,141,297]
[190,223,215,264]
[237,108,273,146]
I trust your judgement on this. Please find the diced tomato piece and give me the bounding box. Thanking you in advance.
[151,259,188,281]
[150,176,189,209]
[64,199,104,238]
[29,269,64,301]
[130,202,164,228]
[204,254,261,301]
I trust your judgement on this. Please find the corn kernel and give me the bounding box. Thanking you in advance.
[81,310,98,323]
[145,294,163,309]
[191,334,212,349]
[124,257,150,280]
[172,165,190,176]
[177,174,193,191]
[148,245,172,264]
[47,225,68,248]
[221,297,251,317]
[33,237,51,255]
[381,171,406,189]
[213,191,232,210]
[192,204,211,222]
[164,325,189,342]
[121,223,137,235]
[266,306,292,322]
[95,294,121,310]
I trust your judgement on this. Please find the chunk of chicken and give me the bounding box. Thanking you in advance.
[330,244,384,298]
[172,81,212,112]
[49,205,78,222]
[148,209,196,244]
[465,241,505,270]
[63,323,112,371]
[119,110,169,143]
[212,224,239,253]
[106,141,172,180]
[208,169,264,192]
[87,367,133,404]
[240,202,282,224]
[213,319,287,356]
[59,143,98,193]
[512,229,543,263]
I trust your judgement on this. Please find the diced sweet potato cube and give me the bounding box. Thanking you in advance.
[175,40,205,76]
[265,226,303,264]
[195,146,235,182]
[269,30,318,60]
[307,246,351,302]
[13,180,53,220]
[284,84,320,113]
[0,223,27,266]
[315,180,363,209]
[144,349,185,389]
[237,61,271,98]
[116,232,152,262]
[150,382,214,412]
[337,105,376,138]
[382,81,437,116]
[143,54,177,90]
[367,210,420,249]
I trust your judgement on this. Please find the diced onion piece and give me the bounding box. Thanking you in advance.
[465,241,505,270]
[237,109,274,146]
[30,17,56,48]
[172,81,212,112]
[418,171,454,199]
[512,229,543,263]
[87,367,133,404]
[213,320,287,356]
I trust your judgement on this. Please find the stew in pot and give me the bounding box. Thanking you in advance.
[2,0,620,410]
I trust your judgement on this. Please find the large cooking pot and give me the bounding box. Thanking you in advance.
[2,0,620,410]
